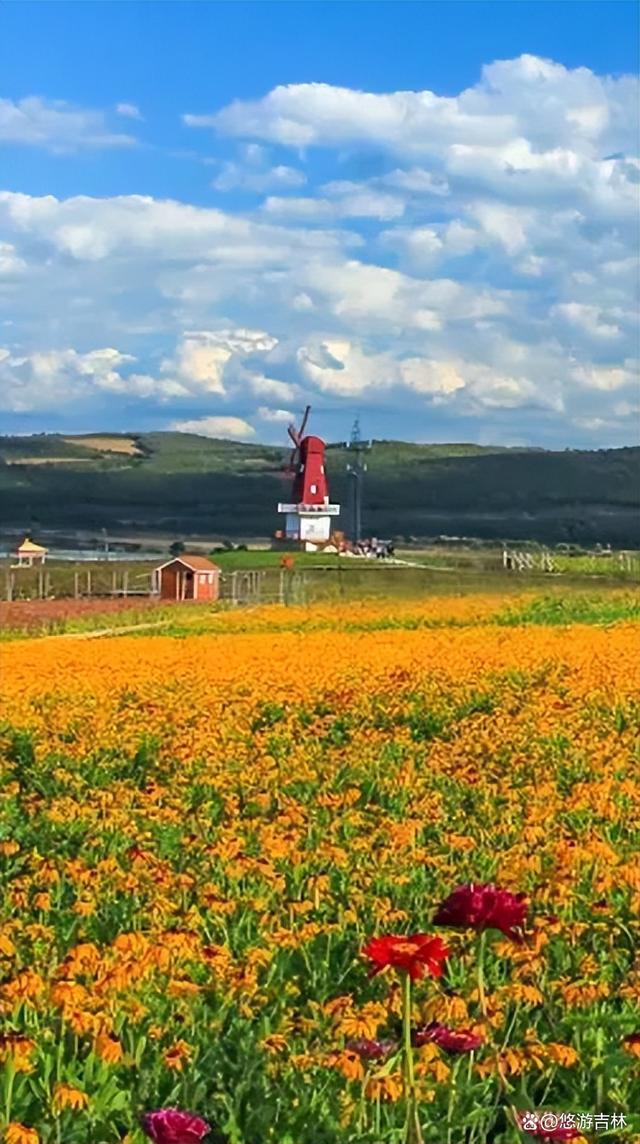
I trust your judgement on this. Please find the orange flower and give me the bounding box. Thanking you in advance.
[364,1071,403,1102]
[0,932,16,957]
[324,1050,364,1082]
[5,1124,40,1144]
[260,1034,289,1054]
[163,1039,193,1071]
[94,1032,124,1064]
[52,1084,89,1112]
[0,1035,36,1073]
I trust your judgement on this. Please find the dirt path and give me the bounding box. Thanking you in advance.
[45,620,172,640]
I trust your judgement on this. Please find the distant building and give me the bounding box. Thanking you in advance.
[277,406,340,552]
[13,537,48,567]
[153,555,220,602]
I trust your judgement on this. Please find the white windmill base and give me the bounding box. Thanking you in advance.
[277,503,340,551]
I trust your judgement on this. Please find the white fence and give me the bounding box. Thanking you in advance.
[502,549,557,573]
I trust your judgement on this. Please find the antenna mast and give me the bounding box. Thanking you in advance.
[346,417,371,544]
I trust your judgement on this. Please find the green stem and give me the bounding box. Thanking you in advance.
[446,1057,461,1144]
[477,930,488,1020]
[4,1055,16,1126]
[595,1026,604,1112]
[402,972,423,1144]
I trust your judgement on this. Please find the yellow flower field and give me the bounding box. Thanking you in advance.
[0,592,639,1143]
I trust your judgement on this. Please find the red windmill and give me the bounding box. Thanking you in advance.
[277,405,340,550]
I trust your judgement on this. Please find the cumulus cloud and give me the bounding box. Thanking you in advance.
[1,53,638,445]
[0,96,137,151]
[552,302,625,340]
[263,182,405,221]
[169,415,256,439]
[0,346,140,412]
[247,374,298,401]
[0,242,26,275]
[0,190,355,264]
[159,329,279,396]
[116,103,143,120]
[257,406,295,422]
[295,339,564,413]
[197,54,637,158]
[212,162,306,192]
[0,330,282,413]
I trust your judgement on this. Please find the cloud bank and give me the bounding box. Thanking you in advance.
[1,54,638,445]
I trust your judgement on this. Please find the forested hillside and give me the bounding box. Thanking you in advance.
[0,432,638,545]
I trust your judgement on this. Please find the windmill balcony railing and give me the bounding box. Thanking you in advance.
[277,502,340,514]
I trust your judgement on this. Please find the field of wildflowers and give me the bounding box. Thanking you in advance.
[0,591,639,1144]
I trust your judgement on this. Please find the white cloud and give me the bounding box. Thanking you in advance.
[262,187,404,221]
[116,103,143,120]
[248,374,297,401]
[570,362,637,391]
[158,330,280,396]
[0,96,137,152]
[0,330,283,412]
[212,162,306,192]
[0,190,354,264]
[1,53,638,446]
[257,406,294,422]
[192,55,637,158]
[170,415,256,439]
[0,346,144,412]
[295,339,562,413]
[167,339,230,394]
[0,241,26,275]
[552,302,623,339]
[297,339,388,396]
[381,168,450,196]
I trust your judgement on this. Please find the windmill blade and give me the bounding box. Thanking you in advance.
[298,405,311,438]
[287,424,301,447]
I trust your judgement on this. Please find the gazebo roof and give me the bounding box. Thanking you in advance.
[16,537,48,553]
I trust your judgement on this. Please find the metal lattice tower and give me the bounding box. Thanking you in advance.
[346,417,371,543]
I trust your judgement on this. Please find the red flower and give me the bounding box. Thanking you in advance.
[433,883,528,941]
[412,1021,483,1054]
[346,1037,397,1061]
[140,1109,210,1144]
[362,933,449,980]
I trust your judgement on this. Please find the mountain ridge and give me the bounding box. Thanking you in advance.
[1,432,638,546]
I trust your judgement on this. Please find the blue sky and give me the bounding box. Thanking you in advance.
[0,1,638,447]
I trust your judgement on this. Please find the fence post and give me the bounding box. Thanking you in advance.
[5,571,14,601]
[74,571,80,599]
[38,568,44,598]
[86,570,92,597]
[123,571,129,598]
[44,572,51,598]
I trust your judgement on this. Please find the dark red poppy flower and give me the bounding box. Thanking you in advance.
[433,883,528,941]
[346,1037,397,1061]
[412,1021,483,1054]
[623,1031,640,1056]
[140,1109,210,1144]
[362,933,449,980]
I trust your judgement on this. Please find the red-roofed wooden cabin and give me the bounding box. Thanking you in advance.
[154,555,220,602]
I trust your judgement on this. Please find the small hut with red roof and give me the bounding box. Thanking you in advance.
[153,554,220,602]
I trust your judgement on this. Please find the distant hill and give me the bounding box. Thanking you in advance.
[0,431,638,546]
